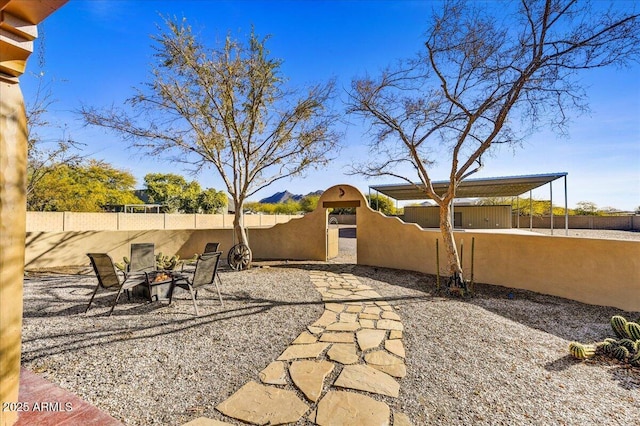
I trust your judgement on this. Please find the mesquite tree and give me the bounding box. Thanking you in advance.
[81,18,339,263]
[347,0,639,290]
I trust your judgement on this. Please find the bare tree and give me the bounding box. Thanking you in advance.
[347,0,639,291]
[26,71,85,208]
[81,18,340,266]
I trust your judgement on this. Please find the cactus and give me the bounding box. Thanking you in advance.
[618,338,636,353]
[114,256,130,272]
[625,322,640,341]
[568,342,595,360]
[597,339,617,355]
[611,345,629,361]
[155,253,181,270]
[610,315,629,339]
[630,352,640,368]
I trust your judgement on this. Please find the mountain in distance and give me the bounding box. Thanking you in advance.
[259,190,323,204]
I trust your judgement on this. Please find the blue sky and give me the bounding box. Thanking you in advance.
[24,0,640,210]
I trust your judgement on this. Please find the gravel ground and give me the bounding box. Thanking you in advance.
[21,266,323,425]
[21,259,639,425]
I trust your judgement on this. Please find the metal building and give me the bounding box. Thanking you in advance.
[404,205,512,229]
[370,172,569,233]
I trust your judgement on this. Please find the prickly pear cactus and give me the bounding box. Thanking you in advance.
[568,342,595,360]
[610,315,629,339]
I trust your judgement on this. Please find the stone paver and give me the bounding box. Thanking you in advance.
[381,311,401,321]
[213,270,411,425]
[359,319,376,329]
[312,311,338,327]
[293,331,319,344]
[377,319,404,331]
[325,303,344,312]
[319,332,354,343]
[215,381,308,425]
[326,321,360,331]
[315,391,390,426]
[326,343,359,365]
[365,350,407,378]
[334,364,400,397]
[277,342,330,360]
[289,360,335,402]
[385,339,406,358]
[356,329,386,351]
[389,330,403,339]
[258,361,287,385]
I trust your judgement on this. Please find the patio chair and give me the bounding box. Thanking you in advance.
[168,251,223,316]
[128,243,156,276]
[204,242,220,253]
[86,253,146,316]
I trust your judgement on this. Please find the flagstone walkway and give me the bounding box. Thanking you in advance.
[184,270,412,426]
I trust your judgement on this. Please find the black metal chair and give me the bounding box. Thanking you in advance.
[203,242,220,253]
[128,243,156,276]
[169,251,223,316]
[86,253,146,316]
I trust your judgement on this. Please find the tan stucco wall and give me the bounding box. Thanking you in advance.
[23,183,640,313]
[25,229,237,269]
[249,210,328,261]
[358,207,640,311]
[25,211,302,232]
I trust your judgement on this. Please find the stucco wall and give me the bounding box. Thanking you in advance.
[22,184,640,312]
[26,211,302,232]
[248,209,327,261]
[357,205,640,311]
[514,214,640,230]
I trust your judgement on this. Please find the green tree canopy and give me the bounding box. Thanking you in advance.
[28,160,141,211]
[198,188,228,214]
[300,195,320,213]
[367,194,396,215]
[143,173,228,213]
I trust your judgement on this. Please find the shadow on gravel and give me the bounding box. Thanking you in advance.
[276,262,638,342]
[545,355,640,391]
[21,291,324,363]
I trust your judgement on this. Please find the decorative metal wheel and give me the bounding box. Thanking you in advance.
[227,243,252,271]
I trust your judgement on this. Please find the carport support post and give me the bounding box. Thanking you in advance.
[550,180,554,235]
[564,175,568,236]
[529,191,533,231]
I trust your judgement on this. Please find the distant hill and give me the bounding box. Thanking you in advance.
[259,190,323,204]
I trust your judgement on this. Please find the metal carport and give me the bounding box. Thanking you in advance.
[369,172,569,235]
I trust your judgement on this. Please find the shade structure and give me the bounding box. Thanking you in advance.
[369,172,567,201]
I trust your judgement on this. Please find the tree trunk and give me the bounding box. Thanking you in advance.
[233,208,248,247]
[231,202,252,270]
[438,202,465,291]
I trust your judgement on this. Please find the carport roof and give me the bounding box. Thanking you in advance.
[369,172,567,200]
